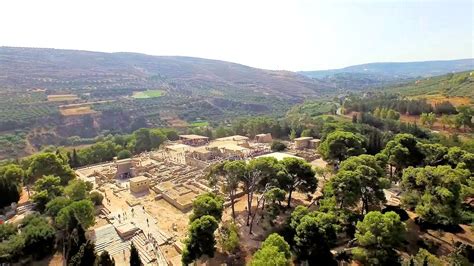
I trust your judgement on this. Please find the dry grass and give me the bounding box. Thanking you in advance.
[59,106,96,116]
[47,94,79,102]
[409,94,472,107]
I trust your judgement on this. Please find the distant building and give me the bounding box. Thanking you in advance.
[294,137,313,150]
[255,133,273,143]
[129,176,150,193]
[115,158,134,179]
[179,134,209,146]
[255,152,304,161]
[309,139,321,149]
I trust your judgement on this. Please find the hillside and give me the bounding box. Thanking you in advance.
[0,47,336,158]
[300,59,474,79]
[0,47,333,100]
[387,71,474,101]
[299,59,474,90]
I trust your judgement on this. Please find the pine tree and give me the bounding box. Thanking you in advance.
[97,251,115,266]
[130,243,141,266]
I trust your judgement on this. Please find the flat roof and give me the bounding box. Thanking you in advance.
[179,134,209,140]
[166,143,192,151]
[294,137,313,141]
[130,175,148,182]
[215,135,249,141]
[255,152,303,161]
[116,158,132,164]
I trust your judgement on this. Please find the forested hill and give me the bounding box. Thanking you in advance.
[298,59,473,91]
[299,58,474,79]
[385,70,474,100]
[0,46,334,100]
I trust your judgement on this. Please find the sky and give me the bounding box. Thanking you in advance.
[0,0,472,71]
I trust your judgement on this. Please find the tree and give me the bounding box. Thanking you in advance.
[353,211,406,265]
[455,106,473,131]
[418,143,448,166]
[65,179,92,201]
[405,248,443,266]
[1,164,24,184]
[45,196,72,217]
[218,221,239,254]
[330,154,389,214]
[319,131,366,162]
[31,175,64,211]
[250,233,291,266]
[250,245,289,266]
[69,241,97,266]
[207,161,243,220]
[132,128,151,152]
[261,233,291,259]
[97,251,115,266]
[21,214,56,259]
[401,165,469,226]
[89,191,104,206]
[182,215,219,265]
[56,200,95,230]
[300,129,312,137]
[294,212,338,265]
[382,133,424,178]
[279,157,317,207]
[130,243,141,266]
[190,193,224,222]
[0,175,20,208]
[271,141,287,152]
[289,129,297,141]
[420,113,436,128]
[27,152,75,185]
[117,150,132,160]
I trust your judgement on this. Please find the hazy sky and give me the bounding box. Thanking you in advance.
[0,0,472,70]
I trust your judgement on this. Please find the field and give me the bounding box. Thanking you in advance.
[47,94,79,102]
[132,90,164,99]
[190,121,209,127]
[409,94,472,107]
[59,106,96,116]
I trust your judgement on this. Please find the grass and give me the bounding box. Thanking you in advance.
[47,94,79,102]
[190,121,209,127]
[132,90,164,99]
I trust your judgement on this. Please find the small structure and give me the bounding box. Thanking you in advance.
[309,139,321,149]
[129,176,150,193]
[115,158,134,179]
[294,137,313,150]
[255,133,273,143]
[179,134,209,146]
[255,152,304,161]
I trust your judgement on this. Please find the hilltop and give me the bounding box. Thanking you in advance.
[299,59,474,90]
[0,47,333,100]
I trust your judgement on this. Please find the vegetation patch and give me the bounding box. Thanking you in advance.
[59,106,96,116]
[190,121,209,127]
[132,90,164,99]
[47,94,79,102]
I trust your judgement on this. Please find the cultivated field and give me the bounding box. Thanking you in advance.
[47,94,79,102]
[59,106,96,116]
[132,90,164,99]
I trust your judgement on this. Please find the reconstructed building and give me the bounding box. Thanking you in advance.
[129,175,150,193]
[255,133,273,143]
[294,137,313,150]
[115,158,134,179]
[179,134,209,146]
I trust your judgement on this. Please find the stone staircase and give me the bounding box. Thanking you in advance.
[131,232,157,265]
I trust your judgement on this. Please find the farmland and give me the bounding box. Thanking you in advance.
[132,90,164,99]
[388,71,474,100]
[47,94,79,102]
